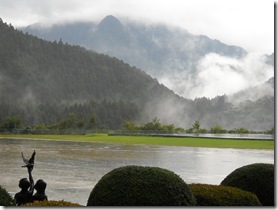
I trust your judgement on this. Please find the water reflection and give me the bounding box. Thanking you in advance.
[0,138,274,206]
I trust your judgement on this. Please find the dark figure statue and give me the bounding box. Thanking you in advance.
[14,167,34,206]
[15,150,48,205]
[32,179,48,202]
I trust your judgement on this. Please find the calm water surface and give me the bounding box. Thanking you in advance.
[0,138,274,205]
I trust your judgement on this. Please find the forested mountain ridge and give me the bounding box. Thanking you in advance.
[1,20,179,105]
[0,19,274,131]
[23,15,249,98]
[0,19,187,129]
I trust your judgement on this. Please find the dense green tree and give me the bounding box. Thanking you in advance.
[192,120,201,134]
[121,118,185,133]
[186,128,194,134]
[48,113,85,130]
[1,116,23,131]
[88,115,97,129]
[32,123,47,130]
[233,127,249,134]
[122,121,138,131]
[210,124,227,134]
[141,117,161,131]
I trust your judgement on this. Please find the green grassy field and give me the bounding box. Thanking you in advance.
[0,134,274,150]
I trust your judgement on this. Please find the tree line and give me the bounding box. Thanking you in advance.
[0,115,273,135]
[121,119,273,135]
[186,120,273,135]
[121,117,185,133]
[0,99,140,132]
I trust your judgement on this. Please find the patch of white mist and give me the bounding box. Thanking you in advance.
[159,52,274,100]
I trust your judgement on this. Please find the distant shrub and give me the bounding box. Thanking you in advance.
[189,184,262,206]
[87,165,197,206]
[23,200,82,206]
[221,163,274,206]
[0,185,16,206]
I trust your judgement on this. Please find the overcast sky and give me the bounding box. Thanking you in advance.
[0,0,274,54]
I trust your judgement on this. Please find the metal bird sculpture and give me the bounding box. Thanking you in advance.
[21,150,36,170]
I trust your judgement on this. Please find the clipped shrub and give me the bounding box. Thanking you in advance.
[0,185,16,206]
[87,165,197,206]
[189,184,262,206]
[23,200,82,206]
[221,163,274,206]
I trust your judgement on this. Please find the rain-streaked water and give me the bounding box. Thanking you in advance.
[0,138,274,206]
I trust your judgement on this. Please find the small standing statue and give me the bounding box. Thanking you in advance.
[14,150,36,206]
[14,150,48,206]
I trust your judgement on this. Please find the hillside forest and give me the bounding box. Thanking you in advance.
[0,19,274,133]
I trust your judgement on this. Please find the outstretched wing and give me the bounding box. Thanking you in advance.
[21,152,29,165]
[29,150,36,165]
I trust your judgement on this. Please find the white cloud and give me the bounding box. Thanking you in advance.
[162,53,274,99]
[0,0,274,54]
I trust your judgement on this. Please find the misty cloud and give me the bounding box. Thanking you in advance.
[0,0,273,54]
[160,53,274,100]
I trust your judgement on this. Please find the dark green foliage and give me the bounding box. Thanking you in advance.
[121,117,185,133]
[87,165,197,206]
[233,127,249,134]
[210,124,227,134]
[221,163,274,206]
[0,185,16,206]
[0,100,140,131]
[191,120,201,134]
[0,115,23,131]
[189,184,262,206]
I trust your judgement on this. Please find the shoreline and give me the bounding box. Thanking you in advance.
[0,134,274,150]
[109,133,274,141]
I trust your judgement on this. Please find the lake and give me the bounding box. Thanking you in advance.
[0,138,274,206]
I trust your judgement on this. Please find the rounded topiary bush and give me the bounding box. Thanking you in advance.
[221,163,274,206]
[23,200,82,206]
[87,165,197,206]
[189,184,262,206]
[0,185,16,206]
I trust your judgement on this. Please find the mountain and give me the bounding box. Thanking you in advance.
[228,77,274,104]
[23,15,249,98]
[0,19,274,131]
[0,19,187,129]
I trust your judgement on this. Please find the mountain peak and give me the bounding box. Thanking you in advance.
[101,15,120,22]
[97,15,126,42]
[99,15,123,30]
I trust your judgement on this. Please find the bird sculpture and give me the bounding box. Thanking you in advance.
[21,150,36,170]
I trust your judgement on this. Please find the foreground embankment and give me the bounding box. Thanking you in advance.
[0,134,274,149]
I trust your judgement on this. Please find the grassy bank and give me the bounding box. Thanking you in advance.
[0,134,274,150]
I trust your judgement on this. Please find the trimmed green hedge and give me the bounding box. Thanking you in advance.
[23,200,82,206]
[0,185,16,206]
[189,184,262,206]
[87,165,197,206]
[221,163,274,206]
